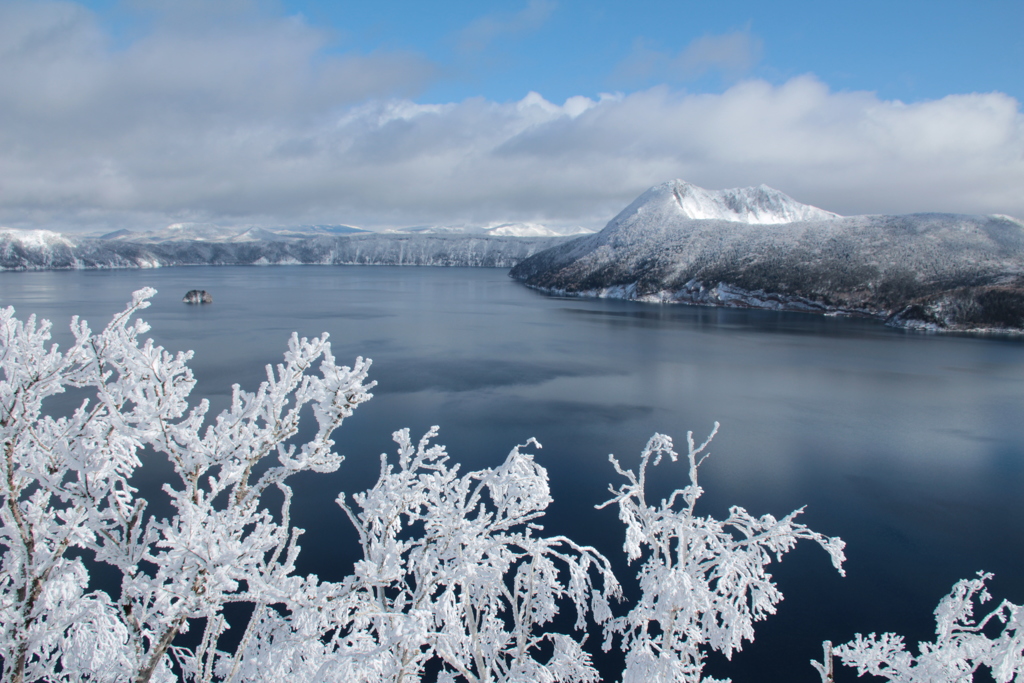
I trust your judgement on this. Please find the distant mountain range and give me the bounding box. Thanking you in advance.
[0,219,593,272]
[6,184,1024,333]
[510,180,1024,333]
[0,227,578,270]
[83,221,591,244]
[93,223,368,244]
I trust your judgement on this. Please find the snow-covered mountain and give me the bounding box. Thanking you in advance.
[1,228,87,268]
[0,230,575,271]
[510,181,1024,333]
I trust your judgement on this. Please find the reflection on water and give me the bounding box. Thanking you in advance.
[2,266,1023,682]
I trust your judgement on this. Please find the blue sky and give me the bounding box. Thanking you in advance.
[322,0,1024,104]
[85,0,1024,104]
[2,0,1023,231]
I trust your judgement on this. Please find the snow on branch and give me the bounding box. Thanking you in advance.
[1,290,374,683]
[328,427,622,683]
[9,289,1015,683]
[597,425,847,683]
[823,572,1024,683]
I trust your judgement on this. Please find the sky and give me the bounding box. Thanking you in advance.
[1,0,1022,233]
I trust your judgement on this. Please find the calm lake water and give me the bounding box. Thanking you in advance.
[3,265,1023,682]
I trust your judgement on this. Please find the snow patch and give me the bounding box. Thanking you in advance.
[992,214,1024,227]
[0,228,75,249]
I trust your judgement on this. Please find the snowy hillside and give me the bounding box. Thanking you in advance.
[0,230,574,271]
[0,228,76,250]
[510,181,1024,332]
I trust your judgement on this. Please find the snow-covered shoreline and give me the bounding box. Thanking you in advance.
[522,279,1024,334]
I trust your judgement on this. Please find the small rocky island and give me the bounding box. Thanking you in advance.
[183,289,213,304]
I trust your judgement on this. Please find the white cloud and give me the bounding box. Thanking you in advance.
[611,29,763,86]
[458,0,557,52]
[674,29,763,79]
[1,2,1022,232]
[0,1,434,134]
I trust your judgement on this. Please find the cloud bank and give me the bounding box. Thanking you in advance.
[1,2,1022,232]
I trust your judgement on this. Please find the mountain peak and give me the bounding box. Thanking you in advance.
[650,180,840,224]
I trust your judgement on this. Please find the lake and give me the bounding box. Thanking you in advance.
[2,265,1023,682]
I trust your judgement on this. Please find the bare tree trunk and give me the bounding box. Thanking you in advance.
[811,640,834,683]
[134,612,189,683]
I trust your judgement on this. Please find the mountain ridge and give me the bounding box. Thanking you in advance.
[0,231,575,271]
[510,182,1024,333]
[637,180,840,224]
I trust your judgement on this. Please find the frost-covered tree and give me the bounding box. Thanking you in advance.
[814,572,1024,683]
[331,427,619,683]
[213,428,623,683]
[15,288,1010,683]
[597,427,847,683]
[0,289,374,682]
[0,290,620,683]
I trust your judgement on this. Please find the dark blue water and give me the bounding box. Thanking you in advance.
[3,265,1023,682]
